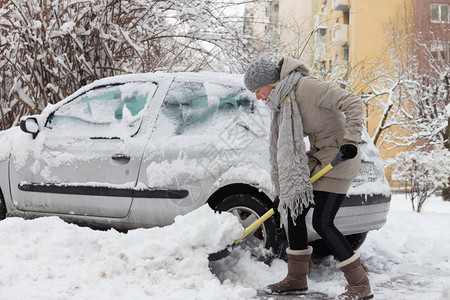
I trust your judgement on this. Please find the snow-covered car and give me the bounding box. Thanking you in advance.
[0,72,391,258]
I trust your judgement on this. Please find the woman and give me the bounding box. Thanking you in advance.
[244,57,373,300]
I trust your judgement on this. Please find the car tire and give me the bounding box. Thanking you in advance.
[310,232,368,258]
[213,194,285,262]
[0,190,6,221]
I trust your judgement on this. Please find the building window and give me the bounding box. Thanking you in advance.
[430,40,450,61]
[343,46,349,61]
[316,28,327,44]
[344,8,351,25]
[349,8,351,25]
[321,1,327,13]
[319,61,327,75]
[266,1,279,19]
[431,3,449,23]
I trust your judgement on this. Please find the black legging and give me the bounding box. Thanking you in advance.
[287,190,354,262]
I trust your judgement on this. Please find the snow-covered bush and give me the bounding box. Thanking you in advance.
[0,0,258,130]
[443,179,450,202]
[390,147,450,212]
[443,103,450,201]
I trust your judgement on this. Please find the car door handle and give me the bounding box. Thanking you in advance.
[111,154,130,164]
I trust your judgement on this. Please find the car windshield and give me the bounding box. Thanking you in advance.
[161,81,255,135]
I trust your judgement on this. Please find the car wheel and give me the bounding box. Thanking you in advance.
[214,194,285,262]
[0,190,6,221]
[310,232,368,258]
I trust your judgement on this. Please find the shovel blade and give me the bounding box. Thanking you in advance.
[208,247,232,261]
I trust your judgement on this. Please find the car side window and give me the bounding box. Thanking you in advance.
[159,80,254,136]
[47,82,157,137]
[162,81,208,135]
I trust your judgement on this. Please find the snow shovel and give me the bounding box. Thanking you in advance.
[208,152,346,261]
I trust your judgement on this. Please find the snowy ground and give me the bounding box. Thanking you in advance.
[1,193,449,300]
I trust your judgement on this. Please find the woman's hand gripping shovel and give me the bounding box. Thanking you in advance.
[208,152,347,261]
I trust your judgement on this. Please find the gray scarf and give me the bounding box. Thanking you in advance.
[265,71,314,226]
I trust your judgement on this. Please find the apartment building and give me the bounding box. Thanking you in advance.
[312,0,413,84]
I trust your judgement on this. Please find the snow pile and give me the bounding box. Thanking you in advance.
[0,205,255,300]
[361,195,450,300]
[1,195,450,299]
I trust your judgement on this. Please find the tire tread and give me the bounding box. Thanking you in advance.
[0,190,6,220]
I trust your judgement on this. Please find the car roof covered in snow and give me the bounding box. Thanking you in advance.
[40,71,246,118]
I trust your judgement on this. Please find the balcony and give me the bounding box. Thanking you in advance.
[314,13,327,29]
[331,24,348,46]
[332,0,349,11]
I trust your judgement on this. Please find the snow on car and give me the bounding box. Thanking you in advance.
[0,72,391,259]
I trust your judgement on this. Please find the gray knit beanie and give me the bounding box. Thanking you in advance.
[244,59,281,92]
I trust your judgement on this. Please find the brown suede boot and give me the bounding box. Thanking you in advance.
[336,252,373,300]
[266,246,313,294]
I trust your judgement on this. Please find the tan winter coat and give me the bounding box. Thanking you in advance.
[278,57,363,194]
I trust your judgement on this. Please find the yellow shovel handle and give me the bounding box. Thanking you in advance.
[234,208,275,243]
[310,163,333,184]
[234,161,337,244]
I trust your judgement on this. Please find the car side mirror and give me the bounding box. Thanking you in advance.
[20,117,39,139]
